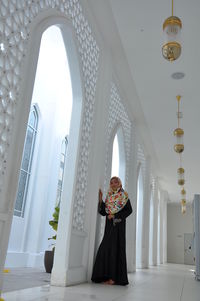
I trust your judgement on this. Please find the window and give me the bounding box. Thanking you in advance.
[14,106,38,217]
[55,136,68,206]
[111,134,119,178]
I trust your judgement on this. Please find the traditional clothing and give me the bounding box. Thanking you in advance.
[105,187,129,215]
[91,186,132,285]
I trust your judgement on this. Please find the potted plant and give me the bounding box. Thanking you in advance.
[44,205,60,273]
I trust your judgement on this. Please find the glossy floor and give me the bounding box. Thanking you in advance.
[2,264,200,301]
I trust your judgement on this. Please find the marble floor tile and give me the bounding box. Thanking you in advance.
[2,264,199,301]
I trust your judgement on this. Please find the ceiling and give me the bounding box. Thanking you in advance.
[87,0,200,203]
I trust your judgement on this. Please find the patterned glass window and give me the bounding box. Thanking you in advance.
[14,106,38,217]
[55,136,68,206]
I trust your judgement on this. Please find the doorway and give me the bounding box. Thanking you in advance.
[184,233,195,265]
[6,25,73,270]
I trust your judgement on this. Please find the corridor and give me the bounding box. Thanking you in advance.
[2,264,199,301]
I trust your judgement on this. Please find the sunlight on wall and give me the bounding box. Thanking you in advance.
[111,135,119,178]
[33,25,72,135]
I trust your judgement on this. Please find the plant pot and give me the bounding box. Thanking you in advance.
[44,250,54,273]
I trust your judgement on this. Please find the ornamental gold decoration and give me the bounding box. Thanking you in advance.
[163,16,182,30]
[181,188,186,195]
[178,179,185,186]
[174,144,184,153]
[162,42,181,61]
[177,167,184,174]
[181,205,186,214]
[174,128,184,136]
[181,199,186,206]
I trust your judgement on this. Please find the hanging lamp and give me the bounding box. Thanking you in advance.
[162,0,182,61]
[174,96,184,153]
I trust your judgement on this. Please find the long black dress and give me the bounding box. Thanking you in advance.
[91,199,132,285]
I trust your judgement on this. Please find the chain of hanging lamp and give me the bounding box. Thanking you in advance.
[174,96,187,214]
[162,0,185,213]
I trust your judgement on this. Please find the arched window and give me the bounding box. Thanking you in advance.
[111,127,126,186]
[56,136,68,206]
[111,134,119,178]
[14,105,38,217]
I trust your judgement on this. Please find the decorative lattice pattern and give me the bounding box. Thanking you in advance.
[0,0,99,231]
[150,175,158,201]
[137,144,146,187]
[103,82,132,193]
[150,174,156,192]
[98,82,132,238]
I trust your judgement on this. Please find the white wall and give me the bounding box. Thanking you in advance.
[167,203,193,264]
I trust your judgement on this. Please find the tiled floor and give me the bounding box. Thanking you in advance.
[2,267,50,292]
[2,264,200,301]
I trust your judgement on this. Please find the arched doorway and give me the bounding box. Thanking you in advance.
[4,21,82,289]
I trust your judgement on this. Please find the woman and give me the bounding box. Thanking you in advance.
[91,176,132,285]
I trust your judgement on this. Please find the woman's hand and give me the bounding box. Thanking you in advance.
[99,189,103,203]
[108,214,114,220]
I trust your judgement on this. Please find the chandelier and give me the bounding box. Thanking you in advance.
[162,0,182,61]
[173,95,186,214]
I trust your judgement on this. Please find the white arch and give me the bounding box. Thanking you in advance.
[96,123,127,248]
[0,14,83,287]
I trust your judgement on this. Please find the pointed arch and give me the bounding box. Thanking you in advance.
[6,19,83,269]
[0,0,100,286]
[111,124,126,187]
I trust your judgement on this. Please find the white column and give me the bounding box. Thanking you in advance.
[162,191,168,263]
[126,127,137,272]
[0,63,33,295]
[51,102,83,286]
[159,191,164,264]
[152,178,159,265]
[141,156,151,268]
[86,49,112,281]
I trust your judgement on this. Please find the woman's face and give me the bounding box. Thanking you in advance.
[110,178,120,191]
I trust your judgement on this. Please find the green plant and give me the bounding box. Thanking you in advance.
[48,205,60,247]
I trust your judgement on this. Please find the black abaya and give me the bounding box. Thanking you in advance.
[91,199,132,285]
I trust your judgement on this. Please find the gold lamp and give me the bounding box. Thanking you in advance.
[177,167,185,186]
[181,187,186,198]
[181,189,186,214]
[181,203,186,214]
[173,95,187,214]
[162,0,182,61]
[174,128,184,153]
[174,96,184,153]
